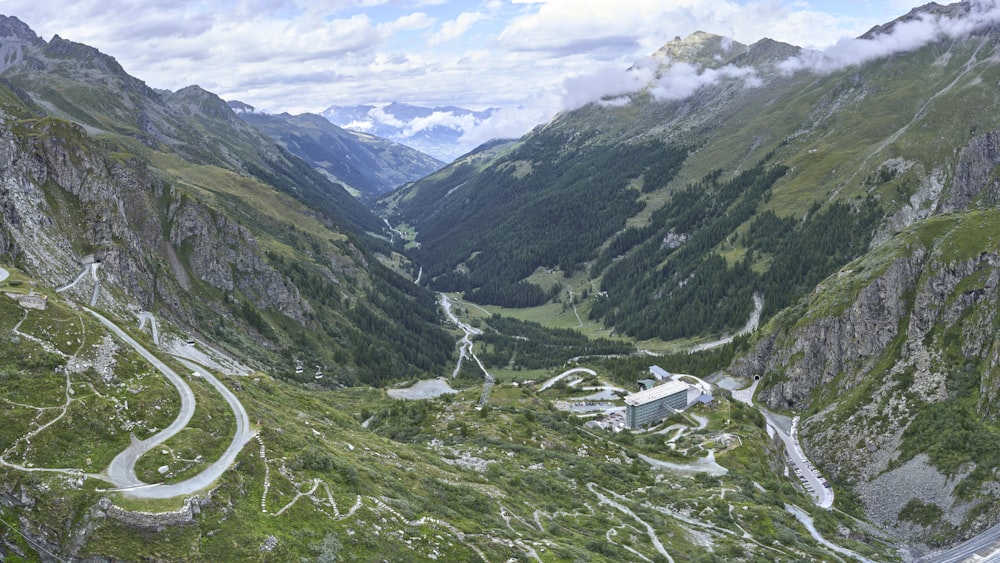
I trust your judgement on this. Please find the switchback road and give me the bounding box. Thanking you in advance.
[88,308,254,499]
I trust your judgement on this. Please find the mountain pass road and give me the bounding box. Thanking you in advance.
[88,308,254,499]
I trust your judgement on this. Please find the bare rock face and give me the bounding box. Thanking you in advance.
[168,198,312,323]
[734,242,1000,544]
[735,250,926,410]
[0,111,313,334]
[940,128,1000,213]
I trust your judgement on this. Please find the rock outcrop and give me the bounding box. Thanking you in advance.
[940,129,1000,213]
[735,229,1000,544]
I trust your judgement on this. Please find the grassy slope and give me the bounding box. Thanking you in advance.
[388,33,1000,355]
[0,269,897,561]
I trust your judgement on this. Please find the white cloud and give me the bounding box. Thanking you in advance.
[648,62,759,101]
[381,11,436,33]
[458,104,557,148]
[343,118,375,132]
[368,104,407,128]
[428,11,487,45]
[779,0,1000,75]
[558,53,763,112]
[560,64,653,111]
[402,111,477,135]
[0,0,959,133]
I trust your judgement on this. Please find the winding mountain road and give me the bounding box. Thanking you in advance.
[439,294,496,406]
[538,368,597,392]
[87,308,254,498]
[690,293,763,352]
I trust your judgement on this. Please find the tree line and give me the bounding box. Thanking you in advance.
[391,132,689,307]
[591,158,883,340]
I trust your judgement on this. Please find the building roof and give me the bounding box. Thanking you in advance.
[649,366,671,380]
[624,380,689,406]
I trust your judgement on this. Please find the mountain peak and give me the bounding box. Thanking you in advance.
[227,100,255,114]
[167,85,237,121]
[652,31,748,68]
[861,1,972,39]
[0,15,41,43]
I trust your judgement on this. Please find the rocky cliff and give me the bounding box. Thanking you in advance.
[734,167,1000,545]
[0,110,312,331]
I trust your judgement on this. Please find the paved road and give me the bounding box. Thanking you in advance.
[730,377,760,406]
[539,368,597,391]
[917,521,1000,562]
[763,411,834,508]
[731,379,833,508]
[88,309,197,491]
[160,358,255,500]
[690,293,763,352]
[0,267,8,283]
[439,294,482,378]
[89,309,254,499]
[438,294,496,406]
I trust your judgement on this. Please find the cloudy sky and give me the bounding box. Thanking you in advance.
[0,0,961,147]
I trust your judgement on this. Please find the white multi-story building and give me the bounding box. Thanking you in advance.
[624,379,690,430]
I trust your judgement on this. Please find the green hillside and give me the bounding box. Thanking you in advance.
[237,109,444,202]
[4,4,1000,560]
[0,271,893,561]
[386,22,1000,344]
[0,20,453,386]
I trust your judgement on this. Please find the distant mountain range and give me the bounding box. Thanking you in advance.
[229,102,444,201]
[322,101,498,162]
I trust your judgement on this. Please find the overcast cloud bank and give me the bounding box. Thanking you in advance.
[6,1,993,160]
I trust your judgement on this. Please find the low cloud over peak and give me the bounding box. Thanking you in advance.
[779,0,1000,75]
[560,0,1000,113]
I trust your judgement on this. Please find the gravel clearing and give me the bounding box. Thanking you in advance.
[164,336,251,376]
[857,453,974,542]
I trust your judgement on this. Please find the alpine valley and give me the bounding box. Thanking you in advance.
[1,2,1000,562]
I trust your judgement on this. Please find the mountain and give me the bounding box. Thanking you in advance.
[231,103,444,202]
[0,14,453,386]
[5,5,1000,561]
[323,101,498,162]
[0,13,899,562]
[381,1,1000,548]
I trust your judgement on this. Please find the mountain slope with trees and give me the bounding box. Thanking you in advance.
[0,15,453,385]
[381,1,1000,545]
[233,106,444,202]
